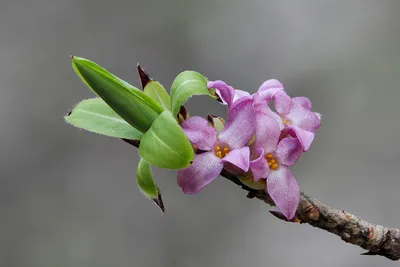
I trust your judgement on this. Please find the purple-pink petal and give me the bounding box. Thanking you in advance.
[285,101,321,133]
[222,146,250,172]
[273,90,292,116]
[253,97,285,131]
[254,102,281,152]
[232,89,251,103]
[177,152,223,194]
[249,148,270,181]
[219,97,255,149]
[292,96,312,109]
[257,79,284,102]
[269,206,290,222]
[275,137,303,166]
[181,116,217,151]
[286,125,315,151]
[208,80,235,107]
[266,166,300,220]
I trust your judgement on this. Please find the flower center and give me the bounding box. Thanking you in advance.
[265,153,279,170]
[282,117,291,125]
[214,144,230,158]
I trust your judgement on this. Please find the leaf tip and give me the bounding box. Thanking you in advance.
[152,193,165,213]
[137,64,151,89]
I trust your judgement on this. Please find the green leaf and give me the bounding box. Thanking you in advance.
[144,81,171,111]
[136,158,158,199]
[137,64,170,110]
[65,98,143,140]
[139,111,194,169]
[170,71,215,116]
[136,158,165,212]
[72,56,164,133]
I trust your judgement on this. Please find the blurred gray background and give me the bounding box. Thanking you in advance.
[1,0,400,266]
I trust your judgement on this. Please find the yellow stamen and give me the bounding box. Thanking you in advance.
[265,153,280,170]
[214,144,230,158]
[282,118,291,125]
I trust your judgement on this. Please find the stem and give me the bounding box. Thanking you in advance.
[220,169,400,261]
[124,139,400,260]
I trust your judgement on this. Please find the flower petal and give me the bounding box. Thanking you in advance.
[254,96,285,131]
[250,148,270,181]
[177,152,223,194]
[232,89,251,103]
[273,90,291,115]
[219,97,255,149]
[275,137,303,166]
[286,125,315,151]
[257,79,284,102]
[181,116,217,151]
[292,96,312,109]
[266,166,300,220]
[222,146,250,172]
[253,103,281,152]
[269,206,290,222]
[208,80,235,107]
[285,101,321,133]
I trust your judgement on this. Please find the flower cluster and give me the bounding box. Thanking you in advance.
[177,79,321,220]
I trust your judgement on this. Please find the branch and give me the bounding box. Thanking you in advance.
[220,169,400,261]
[123,139,400,261]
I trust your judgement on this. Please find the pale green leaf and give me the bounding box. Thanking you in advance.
[65,98,142,140]
[139,111,194,169]
[72,56,163,133]
[170,71,215,116]
[144,81,171,111]
[136,158,158,199]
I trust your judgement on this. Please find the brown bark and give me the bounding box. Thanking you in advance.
[220,169,400,261]
[125,140,400,261]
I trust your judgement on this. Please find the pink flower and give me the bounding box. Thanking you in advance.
[263,89,321,151]
[201,79,322,219]
[209,79,321,151]
[208,79,283,109]
[177,97,256,194]
[249,100,303,220]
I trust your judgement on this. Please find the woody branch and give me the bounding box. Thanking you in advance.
[221,169,400,261]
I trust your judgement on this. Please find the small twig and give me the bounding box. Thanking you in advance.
[124,139,400,260]
[220,169,400,261]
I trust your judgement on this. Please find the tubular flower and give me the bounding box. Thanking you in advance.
[209,79,321,151]
[208,79,284,109]
[263,89,321,151]
[184,78,321,220]
[249,100,303,220]
[177,97,256,194]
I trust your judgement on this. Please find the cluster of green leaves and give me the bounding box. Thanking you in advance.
[65,57,215,211]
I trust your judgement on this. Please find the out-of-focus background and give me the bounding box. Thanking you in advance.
[1,1,400,266]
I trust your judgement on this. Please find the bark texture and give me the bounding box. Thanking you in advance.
[220,169,400,261]
[126,140,400,261]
